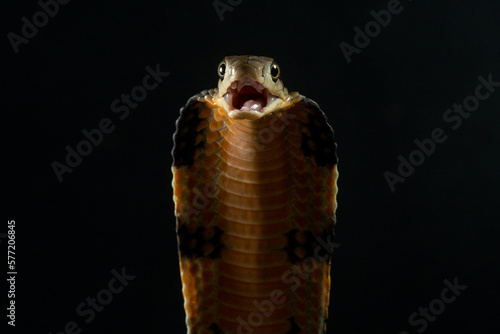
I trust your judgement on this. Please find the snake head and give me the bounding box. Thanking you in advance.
[215,55,291,120]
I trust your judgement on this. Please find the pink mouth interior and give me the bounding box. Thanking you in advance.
[224,77,277,112]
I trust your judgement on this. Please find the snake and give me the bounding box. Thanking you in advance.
[172,55,338,334]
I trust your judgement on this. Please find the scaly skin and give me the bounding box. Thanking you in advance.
[172,56,338,334]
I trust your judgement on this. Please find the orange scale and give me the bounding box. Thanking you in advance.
[220,234,288,254]
[205,128,221,142]
[219,205,291,226]
[198,106,213,118]
[195,119,208,132]
[203,150,220,168]
[173,167,186,182]
[217,219,291,238]
[217,276,287,297]
[211,112,225,123]
[221,248,288,268]
[209,119,225,132]
[204,142,221,157]
[326,172,335,185]
[218,261,291,283]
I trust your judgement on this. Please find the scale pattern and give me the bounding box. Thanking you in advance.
[172,89,338,334]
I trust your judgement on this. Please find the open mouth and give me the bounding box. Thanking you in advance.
[223,77,278,112]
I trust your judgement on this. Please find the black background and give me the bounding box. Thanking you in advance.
[3,0,500,333]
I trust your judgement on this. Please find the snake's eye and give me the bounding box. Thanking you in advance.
[218,62,226,78]
[270,63,280,81]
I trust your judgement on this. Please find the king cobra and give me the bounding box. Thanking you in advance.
[172,55,338,334]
